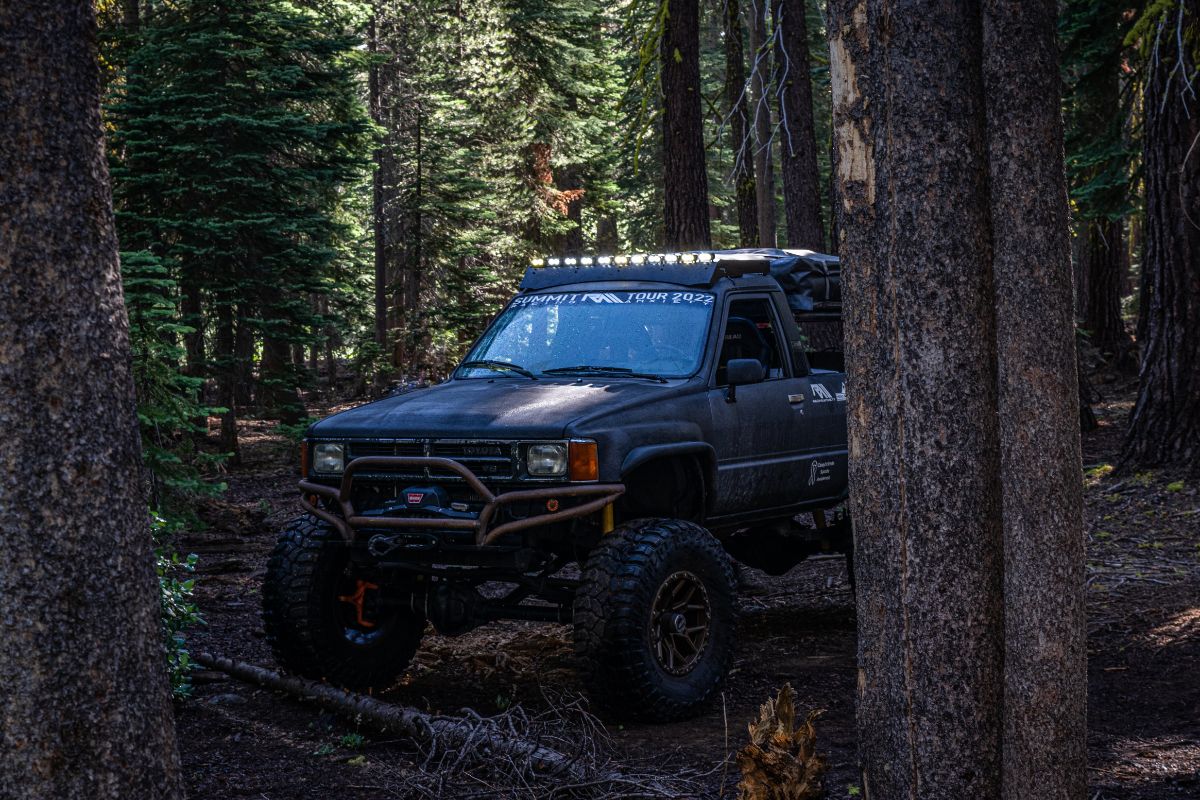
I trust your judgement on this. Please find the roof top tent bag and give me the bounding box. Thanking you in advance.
[710,249,843,365]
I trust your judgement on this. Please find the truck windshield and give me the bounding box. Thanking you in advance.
[458,290,715,379]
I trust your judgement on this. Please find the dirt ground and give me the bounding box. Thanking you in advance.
[176,375,1199,799]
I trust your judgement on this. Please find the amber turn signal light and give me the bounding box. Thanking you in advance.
[568,440,598,482]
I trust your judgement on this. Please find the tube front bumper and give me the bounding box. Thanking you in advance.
[298,456,624,546]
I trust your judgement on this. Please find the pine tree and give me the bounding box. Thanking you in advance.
[1061,0,1138,368]
[110,0,373,456]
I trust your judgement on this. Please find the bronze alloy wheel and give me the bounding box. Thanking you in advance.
[649,570,711,675]
[575,517,736,720]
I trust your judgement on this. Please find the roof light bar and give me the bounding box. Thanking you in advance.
[531,252,724,269]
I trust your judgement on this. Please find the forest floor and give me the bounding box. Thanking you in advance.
[175,373,1199,799]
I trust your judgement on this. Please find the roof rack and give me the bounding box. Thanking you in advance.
[519,248,838,294]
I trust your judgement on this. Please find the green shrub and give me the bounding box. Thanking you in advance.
[152,513,203,697]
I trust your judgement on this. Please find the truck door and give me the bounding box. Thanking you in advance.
[795,369,848,502]
[707,296,810,513]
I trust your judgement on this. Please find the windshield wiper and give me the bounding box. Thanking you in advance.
[459,359,538,380]
[542,365,667,383]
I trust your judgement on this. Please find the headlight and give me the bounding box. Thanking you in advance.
[313,443,345,474]
[526,443,568,476]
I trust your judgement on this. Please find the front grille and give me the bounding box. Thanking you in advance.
[343,439,516,482]
[431,442,515,480]
[347,441,425,459]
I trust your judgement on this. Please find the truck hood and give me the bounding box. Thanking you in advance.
[308,377,686,440]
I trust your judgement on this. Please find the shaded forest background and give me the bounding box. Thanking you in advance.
[94,0,1195,656]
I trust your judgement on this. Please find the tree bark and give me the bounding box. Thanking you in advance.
[1124,0,1200,471]
[661,0,711,249]
[1081,218,1135,368]
[181,278,205,379]
[772,0,824,250]
[829,132,840,252]
[832,2,1087,797]
[369,12,389,350]
[724,0,759,247]
[982,2,1087,797]
[596,215,619,252]
[233,315,254,409]
[0,2,183,797]
[748,0,777,246]
[214,299,241,464]
[831,4,1004,795]
[259,334,305,425]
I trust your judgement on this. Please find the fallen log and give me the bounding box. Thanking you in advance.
[192,651,588,781]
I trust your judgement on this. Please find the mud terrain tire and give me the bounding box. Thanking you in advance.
[262,516,425,691]
[574,518,737,721]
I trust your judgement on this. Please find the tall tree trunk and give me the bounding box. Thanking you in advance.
[553,163,586,255]
[1081,218,1135,368]
[596,215,619,252]
[214,300,241,464]
[233,315,254,409]
[772,0,823,250]
[181,278,205,379]
[982,1,1087,797]
[1124,0,1200,470]
[0,2,183,796]
[748,0,777,246]
[122,0,139,29]
[833,1,1087,796]
[724,0,759,247]
[259,335,305,425]
[661,0,711,249]
[831,4,1004,794]
[369,13,388,351]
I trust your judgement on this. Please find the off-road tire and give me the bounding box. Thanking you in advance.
[574,518,737,721]
[262,516,425,691]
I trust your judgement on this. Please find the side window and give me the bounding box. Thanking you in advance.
[716,298,786,385]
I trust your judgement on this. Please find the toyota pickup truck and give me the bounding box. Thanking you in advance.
[262,248,850,722]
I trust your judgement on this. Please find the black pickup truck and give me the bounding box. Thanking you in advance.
[263,248,849,721]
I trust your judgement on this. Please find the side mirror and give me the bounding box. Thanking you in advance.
[725,358,766,402]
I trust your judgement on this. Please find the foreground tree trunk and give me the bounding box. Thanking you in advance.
[0,2,183,797]
[772,0,824,250]
[724,0,759,247]
[1124,0,1200,471]
[832,1,1085,797]
[748,0,777,246]
[832,5,1003,794]
[661,0,711,249]
[982,2,1087,797]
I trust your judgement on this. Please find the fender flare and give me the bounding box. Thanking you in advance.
[620,442,717,513]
